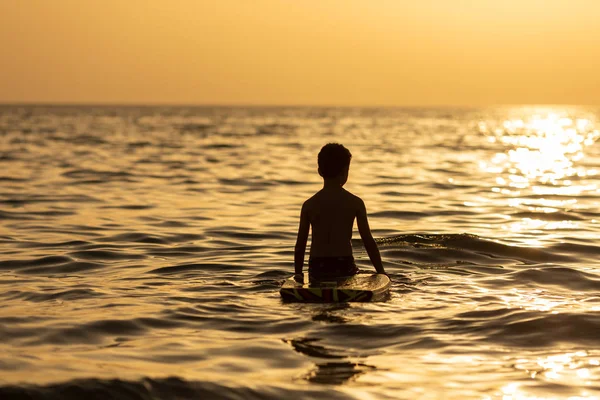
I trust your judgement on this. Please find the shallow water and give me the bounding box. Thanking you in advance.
[1,105,599,399]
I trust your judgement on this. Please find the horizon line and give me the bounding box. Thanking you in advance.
[0,101,598,109]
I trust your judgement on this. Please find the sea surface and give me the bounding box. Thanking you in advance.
[1,105,599,399]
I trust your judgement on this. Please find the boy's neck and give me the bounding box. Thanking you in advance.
[323,179,344,189]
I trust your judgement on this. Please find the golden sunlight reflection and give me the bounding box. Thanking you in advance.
[478,110,599,242]
[500,288,577,313]
[493,383,600,400]
[485,112,599,186]
[495,351,600,400]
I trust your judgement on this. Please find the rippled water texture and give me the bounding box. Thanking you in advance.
[1,105,600,399]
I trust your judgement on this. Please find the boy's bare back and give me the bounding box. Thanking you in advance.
[302,187,363,258]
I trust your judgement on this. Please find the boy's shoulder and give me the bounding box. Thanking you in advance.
[302,192,318,211]
[337,188,364,204]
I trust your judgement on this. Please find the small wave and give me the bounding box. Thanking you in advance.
[376,234,575,264]
[149,262,232,275]
[0,377,351,400]
[53,134,108,145]
[550,241,600,256]
[274,179,310,186]
[218,178,275,188]
[62,169,134,179]
[0,209,76,220]
[26,317,185,346]
[381,190,428,197]
[370,210,428,219]
[0,255,108,275]
[256,123,297,136]
[204,228,288,241]
[97,233,169,245]
[101,204,155,210]
[0,175,27,182]
[491,312,600,347]
[203,143,240,149]
[146,245,209,258]
[0,255,73,270]
[61,168,139,185]
[441,307,600,347]
[508,267,600,292]
[5,288,103,303]
[0,194,100,206]
[127,141,153,149]
[177,122,213,134]
[68,250,146,261]
[510,211,584,221]
[22,261,105,275]
[149,220,190,228]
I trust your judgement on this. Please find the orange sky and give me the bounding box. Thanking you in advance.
[1,0,599,106]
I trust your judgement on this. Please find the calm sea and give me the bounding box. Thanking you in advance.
[1,105,599,399]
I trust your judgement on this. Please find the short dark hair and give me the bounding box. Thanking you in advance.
[318,143,352,178]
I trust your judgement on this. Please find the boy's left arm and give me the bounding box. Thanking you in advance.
[294,203,310,276]
[356,199,386,275]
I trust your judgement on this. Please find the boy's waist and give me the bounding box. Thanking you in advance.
[309,256,355,263]
[308,256,358,279]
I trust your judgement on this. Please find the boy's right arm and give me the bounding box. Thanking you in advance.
[294,202,310,276]
[356,199,386,275]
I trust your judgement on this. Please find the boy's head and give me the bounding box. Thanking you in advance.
[318,143,352,182]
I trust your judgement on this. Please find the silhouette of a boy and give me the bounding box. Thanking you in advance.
[294,143,387,281]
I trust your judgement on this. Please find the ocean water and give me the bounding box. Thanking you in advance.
[1,105,599,399]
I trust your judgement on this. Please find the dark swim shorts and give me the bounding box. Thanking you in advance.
[308,256,358,280]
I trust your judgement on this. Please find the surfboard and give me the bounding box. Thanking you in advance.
[280,272,391,302]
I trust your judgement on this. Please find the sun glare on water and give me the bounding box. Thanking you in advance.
[489,350,600,400]
[478,110,599,245]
